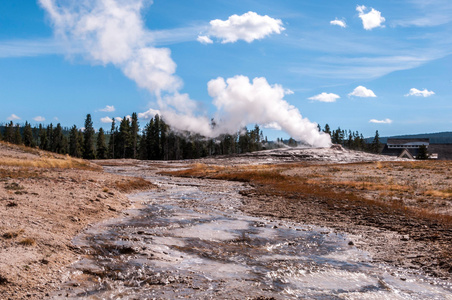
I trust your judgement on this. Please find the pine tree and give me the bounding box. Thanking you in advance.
[13,124,22,145]
[117,116,131,158]
[69,125,82,157]
[46,124,54,151]
[23,122,34,147]
[83,114,96,159]
[96,128,107,159]
[371,130,381,153]
[53,123,64,153]
[4,121,14,143]
[108,119,116,159]
[38,124,48,150]
[323,124,331,136]
[417,145,428,160]
[130,113,139,159]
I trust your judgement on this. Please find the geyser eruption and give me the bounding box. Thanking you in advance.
[207,76,331,147]
[39,0,331,147]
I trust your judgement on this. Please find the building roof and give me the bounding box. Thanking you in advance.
[387,138,429,145]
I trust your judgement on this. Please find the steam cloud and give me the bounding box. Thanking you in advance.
[40,0,331,147]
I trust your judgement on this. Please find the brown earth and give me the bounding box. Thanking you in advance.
[0,142,155,299]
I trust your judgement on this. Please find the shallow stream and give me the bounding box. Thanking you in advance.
[52,164,452,299]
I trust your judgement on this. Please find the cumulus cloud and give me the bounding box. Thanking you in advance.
[39,0,181,96]
[138,108,161,119]
[405,88,435,97]
[308,92,340,103]
[114,117,122,122]
[7,114,20,121]
[356,5,385,30]
[33,116,46,122]
[348,86,377,97]
[197,35,213,44]
[330,19,347,28]
[369,118,392,124]
[99,105,115,112]
[201,11,285,44]
[100,116,113,123]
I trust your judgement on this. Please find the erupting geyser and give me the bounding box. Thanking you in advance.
[40,0,331,147]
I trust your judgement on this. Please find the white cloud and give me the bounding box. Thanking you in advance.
[356,5,386,30]
[99,105,115,112]
[205,11,285,44]
[330,19,347,28]
[348,86,377,98]
[369,118,393,124]
[285,89,294,95]
[114,117,122,122]
[0,38,66,58]
[138,108,161,119]
[7,114,20,121]
[33,116,46,122]
[197,35,213,44]
[405,88,435,97]
[308,92,340,103]
[39,0,181,96]
[100,116,113,123]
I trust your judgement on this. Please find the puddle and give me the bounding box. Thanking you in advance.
[52,165,452,299]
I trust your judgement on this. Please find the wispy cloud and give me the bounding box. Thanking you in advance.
[369,118,393,124]
[290,54,440,80]
[0,38,65,58]
[405,88,435,97]
[330,19,347,28]
[7,114,21,121]
[392,0,452,27]
[99,105,115,112]
[100,116,113,123]
[308,92,340,103]
[197,35,213,44]
[33,116,46,122]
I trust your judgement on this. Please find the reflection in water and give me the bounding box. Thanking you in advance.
[52,168,452,299]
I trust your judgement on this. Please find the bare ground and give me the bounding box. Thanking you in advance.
[0,143,155,299]
[165,148,452,282]
[1,143,451,298]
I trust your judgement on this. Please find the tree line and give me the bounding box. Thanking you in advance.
[0,113,265,160]
[0,114,386,160]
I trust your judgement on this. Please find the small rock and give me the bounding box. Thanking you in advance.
[348,241,354,246]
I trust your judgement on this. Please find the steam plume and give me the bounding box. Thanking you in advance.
[40,0,331,147]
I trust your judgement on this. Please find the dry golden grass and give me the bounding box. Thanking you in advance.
[112,177,157,193]
[166,161,452,226]
[18,238,36,246]
[0,156,97,170]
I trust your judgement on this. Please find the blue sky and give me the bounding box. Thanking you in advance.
[0,0,451,143]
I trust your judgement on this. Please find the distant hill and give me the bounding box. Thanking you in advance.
[366,132,452,144]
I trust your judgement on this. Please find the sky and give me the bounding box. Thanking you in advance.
[0,0,451,144]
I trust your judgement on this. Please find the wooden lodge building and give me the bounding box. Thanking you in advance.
[381,138,452,160]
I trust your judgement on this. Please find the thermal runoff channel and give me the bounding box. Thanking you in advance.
[39,0,331,147]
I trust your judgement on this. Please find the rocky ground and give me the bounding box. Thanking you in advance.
[0,143,451,298]
[167,146,452,282]
[0,142,154,299]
